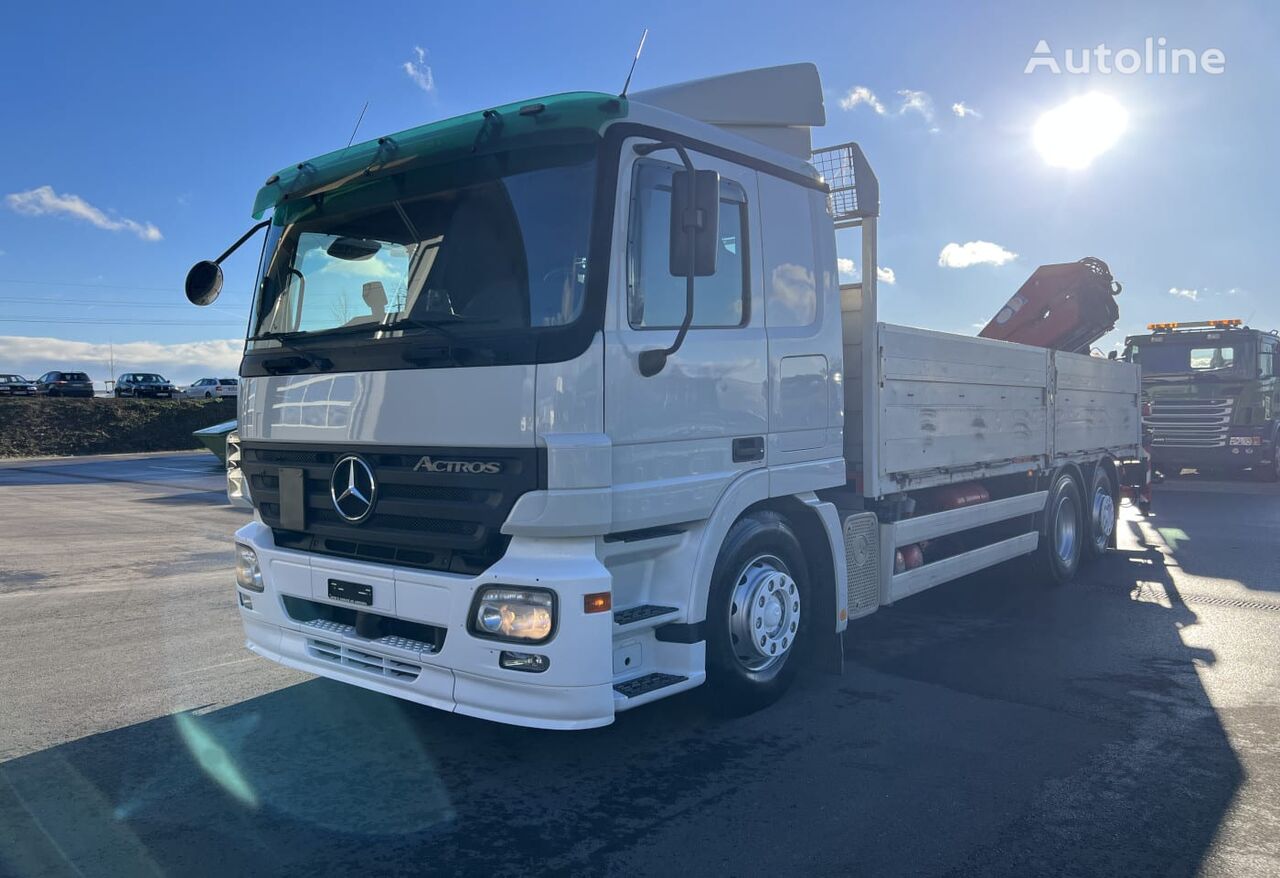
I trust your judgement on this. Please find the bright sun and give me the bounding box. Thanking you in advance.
[1033,93,1128,170]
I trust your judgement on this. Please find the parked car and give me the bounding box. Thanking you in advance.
[114,372,178,398]
[35,371,95,398]
[182,377,238,399]
[0,374,37,396]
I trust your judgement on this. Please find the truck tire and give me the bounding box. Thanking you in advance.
[1083,464,1117,561]
[705,511,810,715]
[1031,471,1084,585]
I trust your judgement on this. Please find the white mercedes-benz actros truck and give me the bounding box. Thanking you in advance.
[186,64,1143,729]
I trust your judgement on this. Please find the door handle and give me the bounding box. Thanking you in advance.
[732,436,765,463]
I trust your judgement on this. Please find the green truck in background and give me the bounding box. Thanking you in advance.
[1123,319,1280,481]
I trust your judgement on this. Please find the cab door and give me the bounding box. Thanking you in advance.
[604,143,767,531]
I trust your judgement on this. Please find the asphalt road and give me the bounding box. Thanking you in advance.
[1,454,1278,877]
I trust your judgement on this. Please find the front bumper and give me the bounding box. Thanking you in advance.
[1150,443,1274,471]
[233,520,617,729]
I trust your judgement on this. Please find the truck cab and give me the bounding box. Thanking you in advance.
[191,64,1142,729]
[1123,320,1280,480]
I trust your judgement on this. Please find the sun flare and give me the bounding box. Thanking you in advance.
[1033,93,1128,170]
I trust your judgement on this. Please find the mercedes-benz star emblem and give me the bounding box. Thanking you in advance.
[330,455,377,523]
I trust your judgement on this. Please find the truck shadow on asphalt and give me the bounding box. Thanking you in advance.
[0,538,1242,877]
[1145,477,1280,593]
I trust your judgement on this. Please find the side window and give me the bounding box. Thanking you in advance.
[758,173,820,328]
[627,161,748,330]
[1260,343,1274,378]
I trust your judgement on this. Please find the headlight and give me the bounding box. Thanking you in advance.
[235,543,263,592]
[470,587,556,643]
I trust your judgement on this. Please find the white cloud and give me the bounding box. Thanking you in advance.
[837,257,857,280]
[838,86,885,114]
[877,266,896,285]
[938,241,1018,268]
[1168,287,1199,300]
[0,336,241,386]
[403,46,435,94]
[5,186,162,242]
[897,89,934,122]
[951,101,981,119]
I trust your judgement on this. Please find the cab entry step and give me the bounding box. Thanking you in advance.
[613,604,679,626]
[614,672,688,699]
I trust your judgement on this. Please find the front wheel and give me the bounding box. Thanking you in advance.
[1083,464,1117,561]
[1030,471,1084,585]
[705,511,810,714]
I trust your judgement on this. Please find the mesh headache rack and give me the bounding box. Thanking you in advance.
[811,141,880,228]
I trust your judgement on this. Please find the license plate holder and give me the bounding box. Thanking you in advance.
[328,578,373,607]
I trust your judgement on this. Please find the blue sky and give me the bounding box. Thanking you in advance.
[0,0,1275,384]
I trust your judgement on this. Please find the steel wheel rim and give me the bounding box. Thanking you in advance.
[728,554,800,672]
[1054,493,1078,565]
[1091,485,1115,552]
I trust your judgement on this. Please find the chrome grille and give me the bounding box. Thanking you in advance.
[241,442,543,575]
[1144,397,1234,448]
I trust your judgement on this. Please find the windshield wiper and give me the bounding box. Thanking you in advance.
[248,333,335,373]
[387,314,498,331]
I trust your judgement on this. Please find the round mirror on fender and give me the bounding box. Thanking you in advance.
[185,260,224,306]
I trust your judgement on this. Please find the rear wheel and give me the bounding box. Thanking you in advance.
[1030,471,1084,585]
[204,391,213,399]
[705,511,810,714]
[1083,464,1117,561]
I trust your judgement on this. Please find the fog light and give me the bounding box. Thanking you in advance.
[238,592,254,610]
[500,651,550,673]
[235,543,263,592]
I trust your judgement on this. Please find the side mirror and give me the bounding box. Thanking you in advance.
[669,169,720,278]
[185,260,224,306]
[1108,350,1118,360]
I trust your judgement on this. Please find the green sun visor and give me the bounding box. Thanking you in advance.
[252,92,627,219]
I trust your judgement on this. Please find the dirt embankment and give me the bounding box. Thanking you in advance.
[0,398,235,458]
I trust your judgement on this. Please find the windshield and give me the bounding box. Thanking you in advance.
[1132,340,1250,376]
[249,145,597,345]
